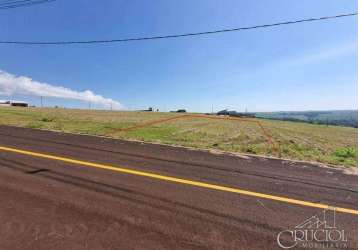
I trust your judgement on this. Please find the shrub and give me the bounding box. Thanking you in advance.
[41,117,55,122]
[246,145,259,154]
[333,147,356,158]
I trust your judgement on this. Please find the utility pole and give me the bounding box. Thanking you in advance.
[40,96,43,108]
[110,102,113,111]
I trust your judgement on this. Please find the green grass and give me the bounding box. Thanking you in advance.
[1,106,358,167]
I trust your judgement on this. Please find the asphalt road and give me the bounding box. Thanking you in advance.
[0,125,357,249]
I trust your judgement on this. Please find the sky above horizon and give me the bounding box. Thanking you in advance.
[0,0,358,112]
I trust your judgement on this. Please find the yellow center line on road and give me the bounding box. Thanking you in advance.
[0,145,357,216]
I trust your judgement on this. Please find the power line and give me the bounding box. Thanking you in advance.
[0,0,55,10]
[0,0,56,10]
[0,0,55,7]
[0,0,38,6]
[0,11,357,45]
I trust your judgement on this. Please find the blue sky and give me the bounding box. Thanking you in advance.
[0,0,358,112]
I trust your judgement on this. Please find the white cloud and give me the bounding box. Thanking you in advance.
[236,40,358,81]
[285,40,358,67]
[0,70,122,109]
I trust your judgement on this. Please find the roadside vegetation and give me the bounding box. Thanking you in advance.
[0,106,357,167]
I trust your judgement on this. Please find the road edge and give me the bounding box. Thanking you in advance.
[0,124,355,174]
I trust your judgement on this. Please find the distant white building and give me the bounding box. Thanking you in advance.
[0,100,11,106]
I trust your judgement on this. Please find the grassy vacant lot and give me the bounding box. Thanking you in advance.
[0,106,357,167]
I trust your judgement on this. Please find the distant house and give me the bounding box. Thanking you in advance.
[0,100,28,107]
[0,100,11,106]
[139,107,153,112]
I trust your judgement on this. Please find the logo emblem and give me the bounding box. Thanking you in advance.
[277,209,348,249]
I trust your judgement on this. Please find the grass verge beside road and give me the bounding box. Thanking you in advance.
[0,106,357,167]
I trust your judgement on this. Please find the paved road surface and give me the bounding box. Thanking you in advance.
[0,125,357,249]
